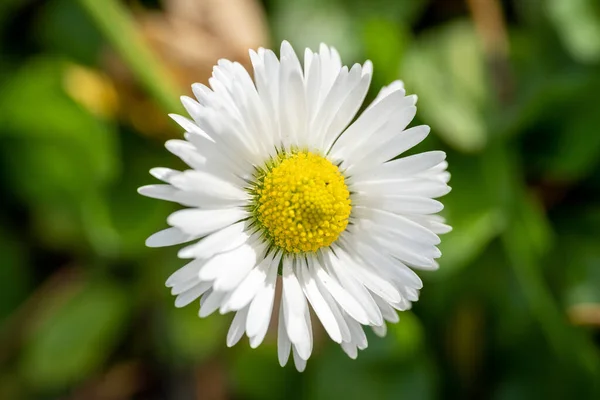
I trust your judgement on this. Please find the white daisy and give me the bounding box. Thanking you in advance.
[139,41,451,372]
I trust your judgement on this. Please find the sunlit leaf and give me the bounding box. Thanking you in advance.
[402,21,491,152]
[0,58,121,253]
[20,279,130,390]
[547,0,600,63]
[271,0,360,60]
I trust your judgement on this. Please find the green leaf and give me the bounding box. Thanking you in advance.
[501,221,600,378]
[20,280,130,390]
[231,342,292,400]
[499,184,598,377]
[0,58,119,187]
[554,207,600,306]
[547,0,600,63]
[0,228,31,321]
[547,102,600,182]
[363,18,408,86]
[402,21,491,152]
[272,0,361,60]
[0,58,121,254]
[509,72,600,183]
[437,209,505,278]
[309,334,436,400]
[107,130,178,259]
[385,311,424,359]
[36,0,103,66]
[435,150,506,276]
[513,191,553,258]
[161,305,228,365]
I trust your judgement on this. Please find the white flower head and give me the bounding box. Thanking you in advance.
[139,41,451,371]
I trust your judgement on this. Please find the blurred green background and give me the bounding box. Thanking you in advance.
[1,0,600,398]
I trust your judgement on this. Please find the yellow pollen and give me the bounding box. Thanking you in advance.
[255,151,351,253]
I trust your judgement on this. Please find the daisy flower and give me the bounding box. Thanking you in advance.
[139,41,451,371]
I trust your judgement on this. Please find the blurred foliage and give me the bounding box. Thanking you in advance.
[1,0,599,399]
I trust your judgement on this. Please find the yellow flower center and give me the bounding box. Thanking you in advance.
[253,151,351,253]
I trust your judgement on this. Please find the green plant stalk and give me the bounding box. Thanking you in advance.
[77,0,182,113]
[484,143,600,376]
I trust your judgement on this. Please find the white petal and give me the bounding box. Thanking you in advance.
[245,253,278,337]
[350,125,430,172]
[169,170,248,202]
[282,258,310,348]
[362,230,437,268]
[212,243,265,292]
[341,341,358,359]
[145,227,195,248]
[324,251,383,326]
[191,82,213,106]
[322,63,372,151]
[164,139,206,170]
[298,259,342,343]
[167,208,247,236]
[165,259,205,287]
[353,194,444,215]
[149,167,179,183]
[352,207,440,245]
[304,51,321,123]
[309,255,352,342]
[199,290,227,317]
[223,252,278,312]
[319,43,342,99]
[169,113,211,140]
[350,178,451,199]
[311,63,366,150]
[350,151,447,183]
[292,346,307,372]
[330,92,416,160]
[277,298,291,367]
[248,301,272,349]
[178,221,250,259]
[409,214,453,235]
[170,277,201,296]
[311,253,370,325]
[137,185,203,207]
[278,48,306,149]
[346,317,368,350]
[175,281,211,308]
[199,243,259,282]
[405,287,420,301]
[180,96,203,123]
[182,132,249,180]
[372,293,400,323]
[341,234,423,290]
[430,220,452,234]
[333,245,402,304]
[227,307,249,347]
[342,105,417,171]
[367,80,405,110]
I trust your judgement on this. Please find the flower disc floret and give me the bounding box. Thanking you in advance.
[253,151,351,253]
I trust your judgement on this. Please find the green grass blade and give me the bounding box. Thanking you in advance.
[77,0,182,113]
